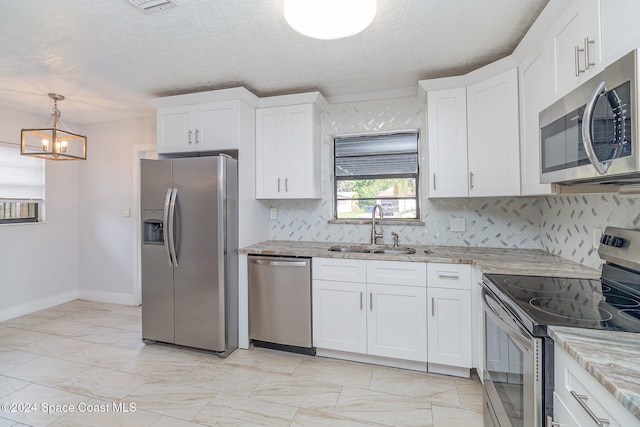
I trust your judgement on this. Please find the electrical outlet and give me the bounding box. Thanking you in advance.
[269,207,277,220]
[450,217,465,232]
[593,228,602,249]
[121,207,131,217]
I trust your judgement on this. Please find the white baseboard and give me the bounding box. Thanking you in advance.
[315,348,428,372]
[428,362,471,378]
[0,290,79,322]
[78,289,137,306]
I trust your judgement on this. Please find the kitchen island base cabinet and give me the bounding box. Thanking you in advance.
[312,258,428,365]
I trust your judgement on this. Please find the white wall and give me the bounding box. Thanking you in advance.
[0,107,80,320]
[77,117,156,304]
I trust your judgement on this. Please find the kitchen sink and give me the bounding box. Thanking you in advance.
[327,245,373,253]
[328,245,416,255]
[373,248,416,255]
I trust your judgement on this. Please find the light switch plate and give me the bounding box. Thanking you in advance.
[121,207,131,217]
[269,207,277,220]
[450,217,465,232]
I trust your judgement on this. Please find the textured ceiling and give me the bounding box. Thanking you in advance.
[0,0,547,124]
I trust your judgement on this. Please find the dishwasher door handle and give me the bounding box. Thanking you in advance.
[249,259,308,267]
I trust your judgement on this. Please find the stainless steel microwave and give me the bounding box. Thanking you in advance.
[539,49,640,184]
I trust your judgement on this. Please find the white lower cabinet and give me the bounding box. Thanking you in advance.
[426,264,472,374]
[312,258,427,363]
[312,279,367,354]
[553,343,640,427]
[367,283,427,361]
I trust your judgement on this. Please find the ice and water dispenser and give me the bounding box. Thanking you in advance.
[142,209,164,245]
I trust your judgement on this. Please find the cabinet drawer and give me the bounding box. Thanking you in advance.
[427,264,471,290]
[555,344,639,427]
[366,261,426,287]
[312,258,366,282]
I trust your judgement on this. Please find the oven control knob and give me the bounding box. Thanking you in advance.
[612,236,625,247]
[600,234,625,247]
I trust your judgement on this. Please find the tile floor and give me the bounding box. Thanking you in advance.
[0,300,484,426]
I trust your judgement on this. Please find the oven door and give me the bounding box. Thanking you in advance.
[483,287,542,427]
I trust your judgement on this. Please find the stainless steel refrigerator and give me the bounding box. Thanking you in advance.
[140,155,238,356]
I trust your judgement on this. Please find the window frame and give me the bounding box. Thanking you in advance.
[333,130,421,221]
[0,142,45,225]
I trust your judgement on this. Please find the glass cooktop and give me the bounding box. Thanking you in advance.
[483,272,640,336]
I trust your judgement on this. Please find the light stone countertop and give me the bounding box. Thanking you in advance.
[549,326,640,422]
[239,240,601,278]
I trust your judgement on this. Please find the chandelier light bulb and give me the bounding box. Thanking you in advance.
[284,0,377,40]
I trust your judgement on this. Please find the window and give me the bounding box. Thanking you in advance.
[334,131,419,219]
[0,142,44,224]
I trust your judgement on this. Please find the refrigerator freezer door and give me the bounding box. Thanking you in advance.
[172,157,227,351]
[141,159,175,344]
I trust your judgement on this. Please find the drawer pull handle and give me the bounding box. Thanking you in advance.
[370,293,373,311]
[431,297,435,316]
[360,292,363,310]
[438,274,460,280]
[570,390,610,426]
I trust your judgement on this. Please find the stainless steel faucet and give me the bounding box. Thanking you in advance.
[371,204,384,245]
[391,232,399,248]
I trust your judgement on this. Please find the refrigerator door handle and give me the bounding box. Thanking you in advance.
[168,188,178,266]
[163,188,173,267]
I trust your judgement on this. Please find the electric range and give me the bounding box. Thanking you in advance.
[481,227,640,427]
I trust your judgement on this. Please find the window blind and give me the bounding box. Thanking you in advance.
[0,142,45,200]
[335,132,418,178]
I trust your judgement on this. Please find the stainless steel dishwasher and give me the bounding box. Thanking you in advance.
[248,255,314,355]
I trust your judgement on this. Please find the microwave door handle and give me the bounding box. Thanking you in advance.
[162,189,173,267]
[582,81,609,175]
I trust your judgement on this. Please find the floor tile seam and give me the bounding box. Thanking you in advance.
[127,393,217,423]
[287,407,393,427]
[0,375,31,399]
[364,383,439,405]
[246,387,340,415]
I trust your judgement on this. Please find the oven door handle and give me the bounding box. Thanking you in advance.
[483,289,534,350]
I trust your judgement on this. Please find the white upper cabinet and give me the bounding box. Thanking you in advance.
[427,87,469,197]
[601,0,640,64]
[546,0,601,98]
[255,93,325,199]
[148,87,259,155]
[466,68,521,197]
[156,101,240,153]
[519,52,554,195]
[421,64,520,199]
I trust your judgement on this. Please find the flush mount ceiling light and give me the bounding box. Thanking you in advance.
[21,93,87,161]
[284,0,377,40]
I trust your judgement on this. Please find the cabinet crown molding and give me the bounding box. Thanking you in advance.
[257,91,328,112]
[147,87,260,109]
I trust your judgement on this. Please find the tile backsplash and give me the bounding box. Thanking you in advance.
[267,95,640,270]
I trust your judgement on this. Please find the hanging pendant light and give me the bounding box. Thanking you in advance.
[21,93,87,160]
[284,0,377,40]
